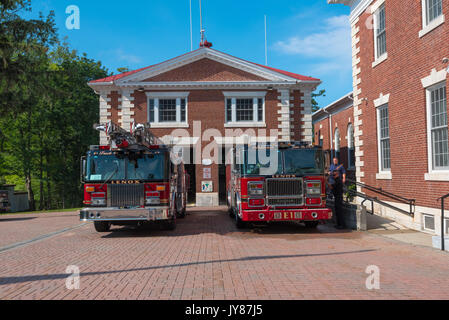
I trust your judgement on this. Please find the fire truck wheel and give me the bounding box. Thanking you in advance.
[228,206,235,218]
[162,218,176,231]
[235,213,247,229]
[177,209,186,219]
[94,221,111,232]
[304,221,319,228]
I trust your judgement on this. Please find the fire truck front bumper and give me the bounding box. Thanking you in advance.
[80,207,170,222]
[241,207,332,222]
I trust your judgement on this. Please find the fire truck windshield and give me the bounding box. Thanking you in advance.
[241,147,324,176]
[85,152,168,182]
[283,148,324,175]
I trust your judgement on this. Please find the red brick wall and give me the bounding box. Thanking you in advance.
[355,0,449,208]
[125,89,291,194]
[314,106,354,174]
[144,58,268,82]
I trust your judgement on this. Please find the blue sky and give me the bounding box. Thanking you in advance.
[30,0,352,108]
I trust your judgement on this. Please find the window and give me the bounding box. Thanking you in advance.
[348,124,355,169]
[147,92,189,126]
[334,128,340,161]
[420,0,445,37]
[374,4,387,60]
[425,0,443,25]
[423,214,435,232]
[377,104,391,172]
[223,92,266,126]
[428,83,448,170]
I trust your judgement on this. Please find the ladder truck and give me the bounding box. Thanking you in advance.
[79,121,188,232]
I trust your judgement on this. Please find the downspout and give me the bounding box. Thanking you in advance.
[323,109,333,159]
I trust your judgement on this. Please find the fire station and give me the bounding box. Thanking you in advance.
[88,45,320,207]
[326,0,449,235]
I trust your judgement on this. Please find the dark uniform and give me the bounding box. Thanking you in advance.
[330,172,344,228]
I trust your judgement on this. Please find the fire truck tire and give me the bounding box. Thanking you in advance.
[304,221,319,228]
[162,218,176,231]
[235,213,247,229]
[94,221,111,232]
[228,206,235,218]
[177,208,186,219]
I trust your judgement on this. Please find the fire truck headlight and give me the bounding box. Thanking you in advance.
[306,181,321,196]
[248,182,264,196]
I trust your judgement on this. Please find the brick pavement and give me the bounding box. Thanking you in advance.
[0,207,448,300]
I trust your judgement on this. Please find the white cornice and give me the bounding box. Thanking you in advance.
[116,48,309,84]
[120,81,300,89]
[328,0,372,24]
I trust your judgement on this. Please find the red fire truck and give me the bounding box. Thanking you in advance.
[80,122,187,232]
[227,142,332,228]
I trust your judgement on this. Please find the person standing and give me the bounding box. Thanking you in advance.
[329,170,345,229]
[328,157,346,184]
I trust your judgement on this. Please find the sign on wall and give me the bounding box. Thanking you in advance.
[201,181,213,193]
[203,168,211,179]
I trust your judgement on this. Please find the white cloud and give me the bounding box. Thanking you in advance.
[115,49,142,64]
[275,15,352,74]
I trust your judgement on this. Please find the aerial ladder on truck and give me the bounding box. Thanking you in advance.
[80,121,188,232]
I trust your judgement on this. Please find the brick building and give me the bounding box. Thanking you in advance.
[313,92,355,178]
[88,46,320,206]
[328,0,449,233]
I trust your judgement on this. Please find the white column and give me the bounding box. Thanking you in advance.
[99,91,111,145]
[277,89,291,142]
[120,89,135,131]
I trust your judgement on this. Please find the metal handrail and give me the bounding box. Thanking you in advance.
[346,179,415,216]
[437,192,449,251]
[346,189,414,217]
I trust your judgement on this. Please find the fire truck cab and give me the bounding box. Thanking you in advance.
[79,122,187,232]
[227,142,332,228]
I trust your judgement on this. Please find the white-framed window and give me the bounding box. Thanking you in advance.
[334,128,340,161]
[223,92,266,127]
[420,0,445,37]
[146,92,189,127]
[347,123,355,169]
[425,0,443,25]
[377,104,391,172]
[427,82,448,171]
[373,3,387,62]
[422,213,436,232]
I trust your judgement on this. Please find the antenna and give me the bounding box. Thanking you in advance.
[199,0,205,45]
[190,0,193,51]
[264,15,268,65]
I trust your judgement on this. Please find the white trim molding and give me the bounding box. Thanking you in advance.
[421,68,447,88]
[372,53,388,68]
[146,92,190,98]
[146,92,190,128]
[376,172,392,180]
[223,91,266,127]
[419,0,445,38]
[424,80,448,180]
[374,92,390,107]
[222,91,267,98]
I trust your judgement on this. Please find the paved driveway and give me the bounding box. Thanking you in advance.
[0,207,448,300]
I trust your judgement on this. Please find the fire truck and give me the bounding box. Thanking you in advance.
[227,142,332,228]
[79,121,188,232]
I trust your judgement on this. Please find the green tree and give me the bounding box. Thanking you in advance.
[0,0,57,116]
[312,89,326,113]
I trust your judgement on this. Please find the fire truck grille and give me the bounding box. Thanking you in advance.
[266,178,303,206]
[107,184,144,208]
